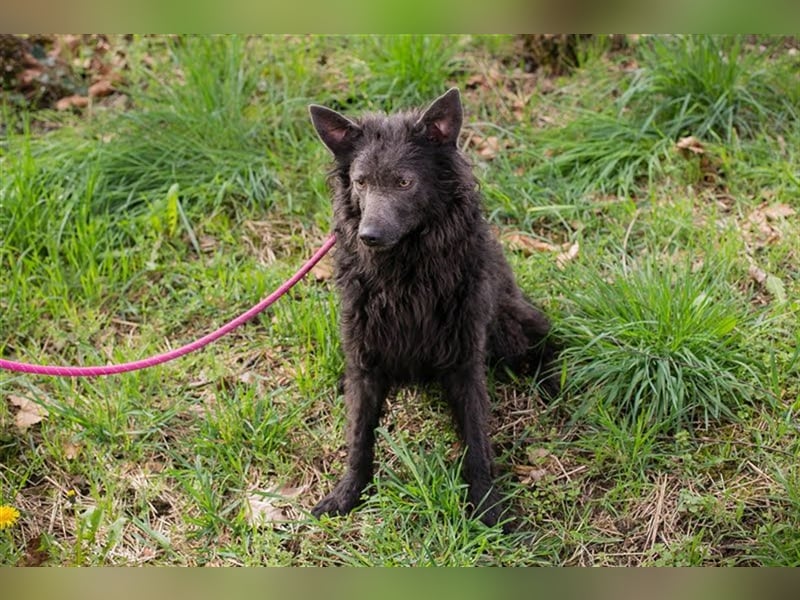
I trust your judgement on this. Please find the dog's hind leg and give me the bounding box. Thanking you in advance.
[312,369,389,519]
[441,361,507,531]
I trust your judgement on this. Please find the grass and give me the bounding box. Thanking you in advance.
[557,258,762,431]
[1,34,799,566]
[529,34,800,198]
[627,35,798,142]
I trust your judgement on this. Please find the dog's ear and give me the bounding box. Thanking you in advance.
[309,105,361,156]
[417,88,462,145]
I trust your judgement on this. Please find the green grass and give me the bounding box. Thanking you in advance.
[627,35,798,142]
[312,35,466,113]
[527,34,800,198]
[1,34,799,566]
[557,258,763,431]
[531,112,673,198]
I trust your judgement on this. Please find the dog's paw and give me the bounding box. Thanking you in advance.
[311,493,352,518]
[311,477,365,519]
[468,489,511,532]
[475,504,516,534]
[473,502,502,529]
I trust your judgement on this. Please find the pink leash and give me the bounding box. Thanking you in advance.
[0,234,336,377]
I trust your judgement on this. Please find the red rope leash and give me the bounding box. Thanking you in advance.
[0,234,336,377]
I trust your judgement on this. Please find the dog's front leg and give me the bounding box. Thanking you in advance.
[312,369,388,519]
[442,362,505,530]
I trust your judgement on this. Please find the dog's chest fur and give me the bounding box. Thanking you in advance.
[334,233,492,380]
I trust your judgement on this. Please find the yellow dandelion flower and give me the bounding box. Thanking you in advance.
[0,505,21,530]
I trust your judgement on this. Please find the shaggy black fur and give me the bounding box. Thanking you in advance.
[308,88,557,529]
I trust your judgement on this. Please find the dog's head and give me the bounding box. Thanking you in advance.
[309,89,464,250]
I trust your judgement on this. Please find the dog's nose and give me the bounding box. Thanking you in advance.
[358,227,385,247]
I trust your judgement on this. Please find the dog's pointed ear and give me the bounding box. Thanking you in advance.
[417,88,463,145]
[309,104,361,156]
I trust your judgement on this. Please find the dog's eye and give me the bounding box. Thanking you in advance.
[398,178,412,188]
[354,178,366,189]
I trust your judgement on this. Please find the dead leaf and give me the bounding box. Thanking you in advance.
[55,95,89,111]
[744,202,795,248]
[238,371,257,385]
[57,34,82,54]
[748,264,768,285]
[526,447,551,463]
[88,79,114,97]
[507,92,535,122]
[763,204,796,220]
[197,235,218,254]
[311,255,334,281]
[513,465,549,484]
[469,135,501,160]
[502,232,558,255]
[9,395,48,430]
[245,483,307,527]
[556,242,580,269]
[675,136,705,155]
[748,263,787,304]
[63,441,81,460]
[17,68,43,86]
[20,534,48,567]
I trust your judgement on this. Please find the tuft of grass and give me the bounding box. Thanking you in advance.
[362,36,465,110]
[530,35,799,197]
[532,112,673,198]
[86,36,279,214]
[626,35,798,142]
[322,35,465,113]
[557,258,763,431]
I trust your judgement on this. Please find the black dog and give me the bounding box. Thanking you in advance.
[308,88,557,529]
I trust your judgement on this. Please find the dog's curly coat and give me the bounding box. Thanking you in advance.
[309,88,557,528]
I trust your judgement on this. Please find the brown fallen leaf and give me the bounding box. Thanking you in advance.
[198,235,218,254]
[56,34,82,55]
[88,79,114,97]
[513,465,549,484]
[55,95,89,111]
[238,371,257,385]
[556,242,580,269]
[748,264,768,285]
[675,136,705,155]
[245,483,307,527]
[749,263,786,304]
[763,203,796,220]
[311,255,334,281]
[511,95,533,121]
[9,395,48,430]
[744,203,794,248]
[20,534,48,567]
[469,135,502,160]
[17,67,43,86]
[63,441,82,460]
[502,232,558,255]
